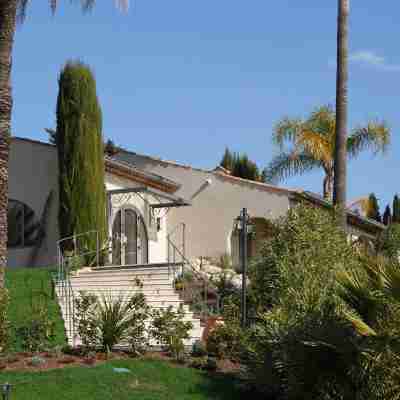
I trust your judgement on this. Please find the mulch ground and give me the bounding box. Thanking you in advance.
[0,351,131,372]
[0,351,241,374]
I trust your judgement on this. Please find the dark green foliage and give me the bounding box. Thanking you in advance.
[231,153,260,181]
[242,205,366,399]
[104,139,121,156]
[219,148,261,181]
[220,147,234,171]
[248,204,357,313]
[45,128,58,145]
[56,61,106,254]
[366,193,381,222]
[383,205,392,226]
[206,298,245,361]
[393,194,400,224]
[191,339,207,357]
[377,223,400,260]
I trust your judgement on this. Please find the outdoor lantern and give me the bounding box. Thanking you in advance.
[235,208,254,328]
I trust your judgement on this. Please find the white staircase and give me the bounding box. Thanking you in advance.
[55,264,204,348]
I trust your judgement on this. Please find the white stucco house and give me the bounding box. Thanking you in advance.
[8,136,385,270]
[8,136,385,346]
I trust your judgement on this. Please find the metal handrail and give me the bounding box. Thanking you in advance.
[56,230,103,347]
[167,236,220,318]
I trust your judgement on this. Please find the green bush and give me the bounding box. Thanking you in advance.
[192,340,207,357]
[377,223,400,260]
[242,205,365,399]
[74,291,98,350]
[206,298,245,361]
[0,289,9,353]
[75,291,150,353]
[150,306,193,360]
[16,290,56,352]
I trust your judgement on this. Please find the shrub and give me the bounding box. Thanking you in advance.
[150,306,193,360]
[206,297,244,361]
[242,205,365,399]
[16,290,55,352]
[74,291,150,353]
[190,356,208,370]
[74,291,98,350]
[0,289,9,353]
[192,340,207,357]
[206,356,218,371]
[29,355,46,367]
[377,223,400,260]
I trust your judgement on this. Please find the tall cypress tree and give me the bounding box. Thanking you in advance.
[366,193,381,223]
[383,205,392,226]
[56,61,106,255]
[220,147,234,171]
[393,194,400,224]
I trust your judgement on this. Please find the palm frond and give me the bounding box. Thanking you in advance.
[265,152,322,183]
[380,262,400,303]
[273,118,304,149]
[347,121,390,158]
[295,130,333,164]
[337,268,380,328]
[307,105,336,138]
[17,0,129,23]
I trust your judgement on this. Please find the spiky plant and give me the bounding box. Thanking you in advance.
[337,255,400,399]
[265,105,390,200]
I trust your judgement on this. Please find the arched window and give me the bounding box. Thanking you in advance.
[7,200,39,248]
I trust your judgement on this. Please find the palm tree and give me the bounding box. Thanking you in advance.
[0,0,128,287]
[333,0,350,228]
[265,105,389,200]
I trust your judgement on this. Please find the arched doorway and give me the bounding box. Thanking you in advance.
[112,208,148,266]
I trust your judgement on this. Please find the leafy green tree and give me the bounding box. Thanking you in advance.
[383,205,392,226]
[366,193,381,223]
[393,194,400,224]
[266,106,390,200]
[56,61,106,255]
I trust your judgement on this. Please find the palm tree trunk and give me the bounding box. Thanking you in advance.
[0,1,18,287]
[333,0,349,229]
[323,171,334,201]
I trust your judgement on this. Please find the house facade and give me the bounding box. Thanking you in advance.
[7,136,385,269]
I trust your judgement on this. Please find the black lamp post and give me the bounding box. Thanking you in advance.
[235,208,252,328]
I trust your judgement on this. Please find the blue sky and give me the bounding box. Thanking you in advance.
[12,1,399,210]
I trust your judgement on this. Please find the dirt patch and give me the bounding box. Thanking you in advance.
[0,351,130,372]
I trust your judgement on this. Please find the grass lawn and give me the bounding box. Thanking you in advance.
[5,267,67,352]
[0,358,242,400]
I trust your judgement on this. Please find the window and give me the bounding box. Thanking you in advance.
[7,200,39,248]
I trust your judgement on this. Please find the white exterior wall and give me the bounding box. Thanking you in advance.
[105,173,168,264]
[8,139,59,268]
[113,152,291,260]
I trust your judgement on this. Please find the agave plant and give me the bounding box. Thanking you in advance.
[96,292,149,352]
